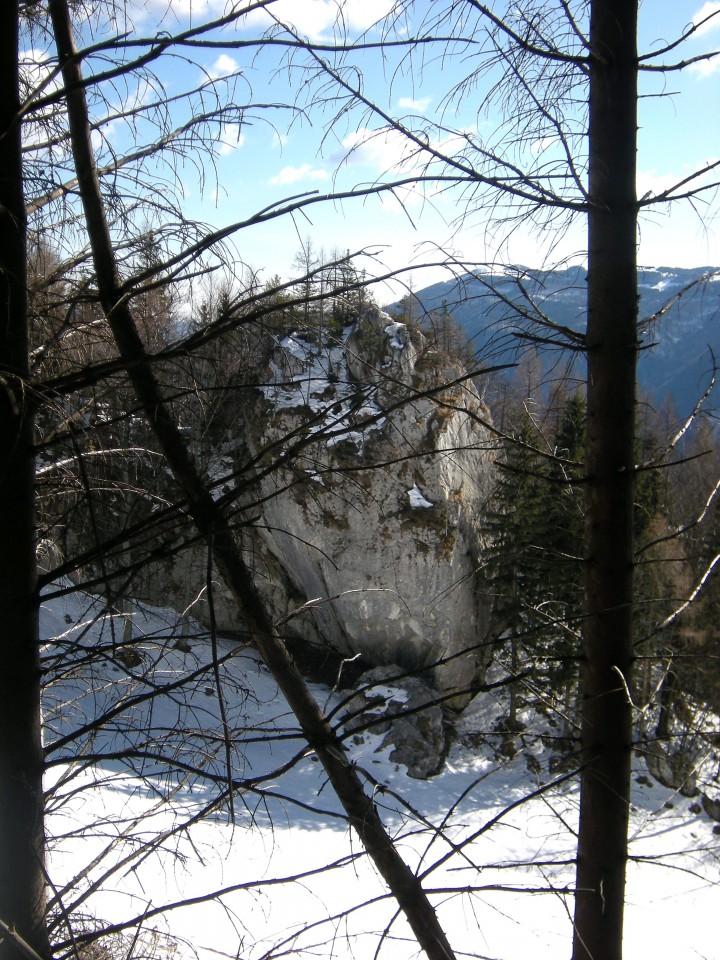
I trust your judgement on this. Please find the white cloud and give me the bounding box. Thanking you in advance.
[269,163,329,185]
[687,4,720,73]
[19,48,55,98]
[637,160,719,200]
[337,127,424,173]
[333,125,481,186]
[637,169,682,199]
[689,54,720,77]
[378,182,427,214]
[125,0,395,40]
[217,124,246,156]
[237,0,394,40]
[342,0,396,31]
[397,96,433,113]
[90,116,126,154]
[692,2,720,36]
[530,136,555,154]
[138,0,224,18]
[210,54,239,78]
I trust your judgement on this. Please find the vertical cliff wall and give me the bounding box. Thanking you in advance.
[235,307,497,699]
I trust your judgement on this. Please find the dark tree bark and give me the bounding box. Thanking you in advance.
[572,3,638,959]
[48,2,457,958]
[0,4,49,959]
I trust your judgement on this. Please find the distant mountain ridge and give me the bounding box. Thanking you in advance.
[397,265,720,416]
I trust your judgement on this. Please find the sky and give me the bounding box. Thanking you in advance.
[36,1,720,295]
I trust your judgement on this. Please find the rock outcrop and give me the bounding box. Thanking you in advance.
[134,307,497,707]
[645,742,701,797]
[231,307,497,702]
[341,665,448,779]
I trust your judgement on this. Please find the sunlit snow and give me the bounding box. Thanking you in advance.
[261,326,386,454]
[384,320,407,349]
[407,484,434,508]
[41,586,719,960]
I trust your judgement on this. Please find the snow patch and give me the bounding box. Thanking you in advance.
[408,484,434,508]
[40,585,720,960]
[261,328,387,457]
[384,320,406,349]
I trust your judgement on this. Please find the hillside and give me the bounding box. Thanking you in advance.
[397,266,720,416]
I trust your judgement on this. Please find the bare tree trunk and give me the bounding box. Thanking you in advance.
[572,3,638,959]
[0,5,49,958]
[48,3,457,958]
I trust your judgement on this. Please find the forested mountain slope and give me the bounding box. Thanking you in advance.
[398,266,720,416]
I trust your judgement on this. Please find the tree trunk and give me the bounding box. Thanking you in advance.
[572,3,638,959]
[0,4,49,958]
[655,659,677,741]
[48,3,457,958]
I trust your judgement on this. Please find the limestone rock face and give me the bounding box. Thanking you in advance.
[701,792,720,822]
[237,307,497,701]
[132,308,496,703]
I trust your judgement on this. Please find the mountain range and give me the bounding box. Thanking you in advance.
[399,265,720,418]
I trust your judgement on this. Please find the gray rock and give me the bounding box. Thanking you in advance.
[241,313,496,703]
[133,311,497,706]
[645,744,700,797]
[342,665,447,779]
[701,792,720,822]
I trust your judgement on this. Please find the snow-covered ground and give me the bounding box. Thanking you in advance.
[41,585,719,960]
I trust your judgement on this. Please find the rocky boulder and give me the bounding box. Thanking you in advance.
[341,665,447,779]
[131,307,497,706]
[233,307,497,703]
[645,742,700,797]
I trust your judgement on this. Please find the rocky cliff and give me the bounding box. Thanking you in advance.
[138,307,497,704]
[229,307,497,701]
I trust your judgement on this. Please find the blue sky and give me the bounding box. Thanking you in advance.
[52,1,720,292]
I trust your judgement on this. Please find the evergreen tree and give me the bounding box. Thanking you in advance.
[488,391,663,732]
[488,396,584,687]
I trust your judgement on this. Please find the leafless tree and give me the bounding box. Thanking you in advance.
[3,3,719,960]
[280,3,719,958]
[7,2,494,958]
